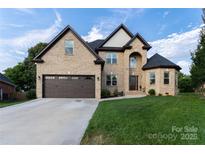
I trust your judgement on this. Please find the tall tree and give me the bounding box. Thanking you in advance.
[190,9,205,94]
[4,42,47,91]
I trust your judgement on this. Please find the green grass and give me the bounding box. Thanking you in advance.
[81,93,205,145]
[0,100,28,108]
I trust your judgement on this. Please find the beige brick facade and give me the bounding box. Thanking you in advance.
[99,37,148,95]
[99,37,178,96]
[36,30,101,99]
[145,68,178,96]
[35,25,179,98]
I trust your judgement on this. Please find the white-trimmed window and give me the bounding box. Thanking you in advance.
[65,40,74,55]
[149,72,155,85]
[106,53,117,64]
[164,71,169,84]
[106,74,117,86]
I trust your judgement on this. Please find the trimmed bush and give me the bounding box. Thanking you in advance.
[148,89,156,96]
[101,89,111,98]
[26,89,36,99]
[118,91,124,96]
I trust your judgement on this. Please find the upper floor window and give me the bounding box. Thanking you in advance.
[106,53,117,64]
[129,56,137,68]
[106,74,117,86]
[65,40,74,55]
[149,72,155,85]
[164,71,169,84]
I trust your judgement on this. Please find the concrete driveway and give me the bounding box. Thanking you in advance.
[0,98,98,145]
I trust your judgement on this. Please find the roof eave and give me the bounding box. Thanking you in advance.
[142,45,152,50]
[125,33,152,51]
[32,59,44,63]
[94,59,105,70]
[0,80,16,87]
[142,65,181,71]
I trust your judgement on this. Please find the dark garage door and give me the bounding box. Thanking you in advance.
[43,75,95,98]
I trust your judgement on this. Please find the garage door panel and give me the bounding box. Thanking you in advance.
[43,75,95,98]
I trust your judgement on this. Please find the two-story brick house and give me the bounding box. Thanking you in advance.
[33,24,181,99]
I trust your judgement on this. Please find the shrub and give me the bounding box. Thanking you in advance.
[101,89,111,98]
[113,89,118,97]
[165,92,169,96]
[118,91,124,96]
[26,89,36,99]
[158,93,162,96]
[148,89,156,96]
[178,73,193,92]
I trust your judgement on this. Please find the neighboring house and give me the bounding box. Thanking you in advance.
[33,24,181,99]
[0,73,16,101]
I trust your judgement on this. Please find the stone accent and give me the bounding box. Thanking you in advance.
[36,30,101,99]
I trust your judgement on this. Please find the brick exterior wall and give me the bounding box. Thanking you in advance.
[99,37,148,94]
[99,51,125,93]
[36,28,179,98]
[145,68,179,96]
[36,30,101,99]
[0,81,15,100]
[99,37,178,96]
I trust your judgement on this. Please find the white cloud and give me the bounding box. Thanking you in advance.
[187,22,193,28]
[0,10,63,72]
[82,27,104,42]
[149,26,201,59]
[0,23,25,28]
[54,9,62,28]
[163,11,169,18]
[82,9,144,42]
[149,25,202,74]
[177,60,191,75]
[15,50,26,55]
[15,8,35,15]
[158,24,167,35]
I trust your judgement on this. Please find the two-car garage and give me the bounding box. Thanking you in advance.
[43,75,95,98]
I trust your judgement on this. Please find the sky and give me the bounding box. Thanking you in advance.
[0,8,203,74]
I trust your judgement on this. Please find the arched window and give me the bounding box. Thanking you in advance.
[129,56,137,68]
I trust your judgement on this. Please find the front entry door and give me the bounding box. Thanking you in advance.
[129,75,138,90]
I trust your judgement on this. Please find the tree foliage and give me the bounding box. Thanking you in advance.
[190,9,205,91]
[178,72,193,92]
[4,42,47,91]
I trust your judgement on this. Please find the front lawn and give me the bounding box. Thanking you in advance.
[81,93,205,144]
[0,100,28,108]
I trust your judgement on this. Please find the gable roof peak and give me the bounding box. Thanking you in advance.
[124,32,152,50]
[33,24,104,64]
[98,23,134,48]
